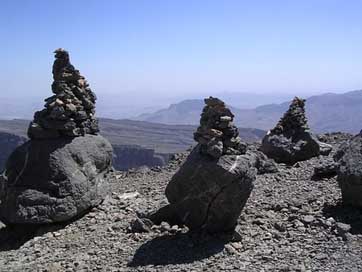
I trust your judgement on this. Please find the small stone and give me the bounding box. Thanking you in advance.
[129,218,153,233]
[225,244,238,255]
[302,215,315,224]
[325,217,336,227]
[336,222,351,235]
[220,116,232,122]
[274,222,286,232]
[159,221,171,232]
[231,242,242,250]
[117,192,140,200]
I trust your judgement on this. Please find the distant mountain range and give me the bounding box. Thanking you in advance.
[135,90,362,134]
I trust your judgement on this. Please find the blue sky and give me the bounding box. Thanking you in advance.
[1,0,362,102]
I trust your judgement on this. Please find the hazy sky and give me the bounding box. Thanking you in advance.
[1,0,362,102]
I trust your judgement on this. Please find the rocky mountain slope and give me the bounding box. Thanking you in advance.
[136,90,362,134]
[0,119,265,170]
[0,133,361,271]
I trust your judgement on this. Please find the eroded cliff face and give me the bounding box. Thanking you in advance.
[112,145,170,171]
[0,132,26,172]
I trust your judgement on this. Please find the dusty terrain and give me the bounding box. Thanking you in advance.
[0,133,361,272]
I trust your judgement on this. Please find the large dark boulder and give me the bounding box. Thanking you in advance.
[0,134,113,224]
[261,130,320,164]
[335,134,362,208]
[151,145,256,234]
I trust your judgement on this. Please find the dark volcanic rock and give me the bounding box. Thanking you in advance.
[261,97,327,164]
[0,134,112,224]
[0,49,113,225]
[151,98,256,235]
[152,146,256,234]
[335,133,362,208]
[28,48,99,139]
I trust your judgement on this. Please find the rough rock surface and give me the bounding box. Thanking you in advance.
[0,49,113,225]
[0,135,113,224]
[0,133,361,271]
[313,157,339,179]
[150,98,256,234]
[28,49,99,139]
[193,97,247,159]
[261,97,328,164]
[335,133,362,208]
[152,145,256,234]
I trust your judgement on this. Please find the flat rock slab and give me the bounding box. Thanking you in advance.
[0,134,113,224]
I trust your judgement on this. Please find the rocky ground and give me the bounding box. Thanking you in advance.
[0,133,362,272]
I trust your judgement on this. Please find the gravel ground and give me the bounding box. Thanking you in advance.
[0,133,361,272]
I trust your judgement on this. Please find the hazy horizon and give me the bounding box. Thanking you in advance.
[2,0,362,117]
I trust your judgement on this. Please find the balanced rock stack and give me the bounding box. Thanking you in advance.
[261,97,329,164]
[193,97,247,158]
[151,97,256,236]
[28,48,99,139]
[0,49,113,225]
[334,133,362,208]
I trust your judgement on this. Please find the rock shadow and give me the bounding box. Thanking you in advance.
[128,233,225,267]
[0,224,60,251]
[0,209,89,251]
[323,202,362,234]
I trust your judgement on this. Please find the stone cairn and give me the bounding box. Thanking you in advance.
[28,48,99,139]
[261,96,330,164]
[193,97,246,158]
[270,96,308,135]
[148,97,255,237]
[0,49,113,225]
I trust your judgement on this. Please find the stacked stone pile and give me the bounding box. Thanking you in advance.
[193,97,246,158]
[0,49,112,225]
[261,97,330,164]
[28,48,99,139]
[150,97,255,236]
[270,97,308,136]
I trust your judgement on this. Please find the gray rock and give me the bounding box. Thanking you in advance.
[313,158,339,178]
[130,217,154,233]
[246,147,279,174]
[336,222,351,235]
[0,134,113,224]
[319,142,333,156]
[151,145,256,234]
[261,131,320,164]
[335,134,362,208]
[261,97,321,164]
[302,215,315,224]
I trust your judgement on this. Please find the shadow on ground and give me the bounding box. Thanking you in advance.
[128,233,225,267]
[323,202,362,234]
[0,209,91,252]
[0,222,69,252]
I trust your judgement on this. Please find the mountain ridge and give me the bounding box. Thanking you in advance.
[135,90,362,133]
